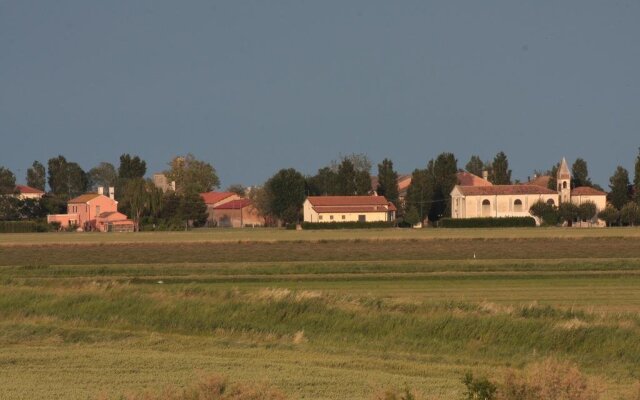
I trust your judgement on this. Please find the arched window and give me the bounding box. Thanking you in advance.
[514,199,523,212]
[482,199,491,217]
[558,184,562,191]
[563,181,567,189]
[547,199,555,206]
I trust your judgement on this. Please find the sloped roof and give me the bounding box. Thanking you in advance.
[397,175,412,192]
[15,185,44,194]
[455,185,557,196]
[307,196,396,213]
[558,158,571,180]
[528,175,551,188]
[97,211,130,221]
[571,186,607,196]
[68,193,102,203]
[200,192,236,204]
[457,171,492,187]
[213,199,252,210]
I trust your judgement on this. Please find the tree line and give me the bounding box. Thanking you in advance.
[2,148,640,228]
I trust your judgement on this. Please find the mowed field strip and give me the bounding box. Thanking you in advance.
[1,228,639,399]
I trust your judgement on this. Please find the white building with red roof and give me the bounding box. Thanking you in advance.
[303,195,397,223]
[451,158,608,225]
[14,185,45,200]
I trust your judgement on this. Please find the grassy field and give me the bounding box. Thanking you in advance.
[1,228,640,399]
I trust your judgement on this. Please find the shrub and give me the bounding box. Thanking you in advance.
[301,221,395,230]
[462,372,497,400]
[620,202,640,226]
[439,217,536,228]
[498,358,601,400]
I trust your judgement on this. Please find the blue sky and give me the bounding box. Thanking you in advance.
[1,1,639,188]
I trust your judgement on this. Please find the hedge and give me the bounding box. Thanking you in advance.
[301,221,395,230]
[0,221,51,233]
[438,217,536,228]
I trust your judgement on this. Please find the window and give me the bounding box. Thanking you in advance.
[319,215,323,221]
[558,184,562,191]
[96,205,101,215]
[342,215,345,220]
[514,199,523,212]
[482,199,491,217]
[358,215,366,222]
[563,181,567,189]
[547,199,555,206]
[330,215,334,220]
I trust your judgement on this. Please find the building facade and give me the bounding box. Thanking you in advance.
[303,196,396,223]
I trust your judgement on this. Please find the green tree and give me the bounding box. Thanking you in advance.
[118,154,147,180]
[226,184,246,197]
[465,155,484,177]
[46,156,87,198]
[0,167,17,195]
[165,154,219,194]
[179,191,209,228]
[402,206,420,226]
[489,151,512,185]
[88,162,117,190]
[634,147,640,205]
[558,202,579,227]
[376,158,399,206]
[571,158,592,188]
[265,168,306,225]
[529,200,559,226]
[577,201,597,225]
[306,167,339,196]
[0,196,21,220]
[26,161,46,191]
[609,166,631,210]
[547,163,559,191]
[248,185,274,226]
[462,372,497,400]
[428,152,458,222]
[598,205,620,227]
[336,159,357,195]
[620,202,640,226]
[66,162,89,197]
[47,155,69,196]
[405,168,432,224]
[118,178,150,230]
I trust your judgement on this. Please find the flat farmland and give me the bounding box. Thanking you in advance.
[1,228,639,399]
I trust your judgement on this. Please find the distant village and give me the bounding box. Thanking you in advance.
[1,150,639,232]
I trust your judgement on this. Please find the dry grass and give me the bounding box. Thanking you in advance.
[499,358,603,400]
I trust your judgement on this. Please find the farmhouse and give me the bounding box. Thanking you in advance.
[14,185,45,200]
[451,158,608,225]
[303,195,397,223]
[200,191,241,226]
[210,198,264,228]
[47,187,134,232]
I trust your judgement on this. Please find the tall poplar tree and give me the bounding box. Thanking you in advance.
[571,158,592,188]
[376,158,399,206]
[489,151,512,185]
[609,166,631,210]
[26,161,46,191]
[465,155,484,177]
[634,147,640,205]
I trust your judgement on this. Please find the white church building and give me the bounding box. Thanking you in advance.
[450,158,607,225]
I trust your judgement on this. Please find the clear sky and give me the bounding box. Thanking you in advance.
[1,1,639,189]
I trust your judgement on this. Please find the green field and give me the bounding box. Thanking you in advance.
[1,228,639,399]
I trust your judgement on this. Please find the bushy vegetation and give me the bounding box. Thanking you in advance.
[439,217,536,228]
[301,221,395,229]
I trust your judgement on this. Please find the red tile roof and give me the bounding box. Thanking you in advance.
[200,192,236,204]
[571,186,607,196]
[15,185,44,194]
[527,175,551,188]
[213,199,252,210]
[68,193,103,203]
[455,185,557,196]
[457,171,492,187]
[307,196,397,213]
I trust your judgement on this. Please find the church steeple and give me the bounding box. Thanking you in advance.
[557,157,571,203]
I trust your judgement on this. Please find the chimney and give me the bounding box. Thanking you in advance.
[97,187,104,195]
[108,186,115,200]
[482,170,489,181]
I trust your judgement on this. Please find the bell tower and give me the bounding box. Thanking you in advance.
[557,157,571,203]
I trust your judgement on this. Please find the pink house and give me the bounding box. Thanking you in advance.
[47,188,134,232]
